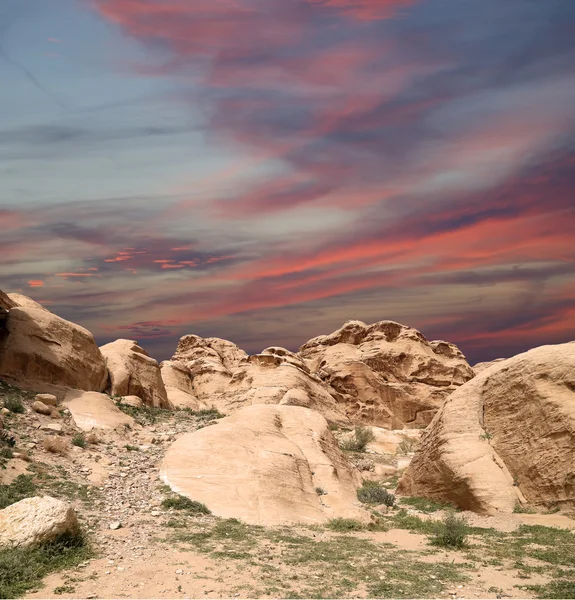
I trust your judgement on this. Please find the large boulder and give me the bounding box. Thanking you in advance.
[0,291,108,391]
[100,339,169,408]
[473,358,507,374]
[0,496,79,548]
[160,360,207,410]
[397,342,575,514]
[64,390,136,431]
[298,320,474,428]
[168,336,349,425]
[160,405,369,526]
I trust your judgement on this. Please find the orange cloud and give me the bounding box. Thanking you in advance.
[28,280,45,288]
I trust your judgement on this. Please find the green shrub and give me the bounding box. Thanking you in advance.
[357,481,395,506]
[326,518,364,532]
[71,435,86,448]
[0,533,90,599]
[3,395,25,414]
[161,495,211,514]
[0,474,36,509]
[396,436,419,455]
[339,426,376,452]
[430,510,468,549]
[400,496,455,513]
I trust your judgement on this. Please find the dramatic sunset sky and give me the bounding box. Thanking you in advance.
[1,0,574,364]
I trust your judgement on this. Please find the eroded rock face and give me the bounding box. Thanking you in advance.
[398,342,575,514]
[64,390,136,432]
[298,320,474,428]
[160,361,206,410]
[473,358,507,374]
[0,292,108,392]
[160,405,369,526]
[100,339,169,408]
[168,336,349,424]
[0,496,79,548]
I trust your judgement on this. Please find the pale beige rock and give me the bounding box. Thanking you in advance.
[299,320,474,429]
[121,395,144,408]
[63,390,136,432]
[473,358,507,374]
[7,293,48,311]
[0,291,17,311]
[338,427,421,455]
[398,342,575,514]
[35,393,58,407]
[160,361,206,410]
[31,400,52,415]
[160,405,369,526]
[100,339,169,408]
[0,292,108,392]
[169,335,349,424]
[0,496,79,548]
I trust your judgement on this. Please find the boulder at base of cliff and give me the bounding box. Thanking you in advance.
[160,405,369,526]
[0,496,79,548]
[64,390,136,432]
[0,291,108,392]
[398,342,575,514]
[100,339,169,408]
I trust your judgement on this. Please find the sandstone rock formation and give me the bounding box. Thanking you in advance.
[64,390,136,431]
[168,336,349,424]
[473,358,507,374]
[299,320,474,429]
[398,342,575,514]
[338,427,421,455]
[160,404,369,526]
[160,361,206,410]
[0,496,79,548]
[100,339,169,408]
[0,291,108,392]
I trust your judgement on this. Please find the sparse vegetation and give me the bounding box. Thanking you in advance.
[513,501,536,514]
[396,436,419,455]
[125,444,140,452]
[191,407,225,420]
[400,496,455,513]
[0,474,37,509]
[71,434,86,448]
[357,481,395,506]
[338,426,376,452]
[326,518,364,532]
[3,395,25,414]
[0,533,91,599]
[161,494,211,514]
[480,431,493,441]
[429,510,469,549]
[315,487,326,496]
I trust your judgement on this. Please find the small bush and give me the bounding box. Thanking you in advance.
[0,474,37,509]
[396,436,419,455]
[326,518,364,532]
[71,435,86,448]
[3,395,25,414]
[43,436,69,456]
[513,502,536,514]
[161,495,211,514]
[339,426,376,452]
[193,408,225,420]
[357,481,395,506]
[400,496,455,513]
[429,510,468,549]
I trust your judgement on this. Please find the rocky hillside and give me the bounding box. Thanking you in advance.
[1,289,575,599]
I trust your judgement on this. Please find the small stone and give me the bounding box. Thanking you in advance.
[1,408,10,415]
[32,401,51,415]
[176,569,184,575]
[40,423,63,433]
[109,521,122,530]
[86,594,97,599]
[150,510,161,516]
[35,393,58,406]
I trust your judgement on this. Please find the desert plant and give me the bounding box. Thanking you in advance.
[71,435,86,448]
[357,481,395,506]
[43,436,69,456]
[161,494,211,514]
[396,436,419,455]
[315,487,327,496]
[3,395,25,414]
[326,518,364,532]
[429,510,468,549]
[339,426,376,452]
[0,474,36,509]
[479,431,492,441]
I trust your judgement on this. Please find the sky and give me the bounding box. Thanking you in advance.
[1,0,574,365]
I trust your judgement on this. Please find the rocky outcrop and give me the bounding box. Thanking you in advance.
[100,339,169,408]
[160,361,206,410]
[397,342,575,514]
[160,405,369,526]
[298,320,474,429]
[0,291,108,392]
[0,496,79,548]
[473,358,507,374]
[168,336,349,424]
[64,390,136,431]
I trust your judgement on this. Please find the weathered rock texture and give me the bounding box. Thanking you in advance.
[398,342,575,514]
[473,358,507,374]
[168,336,349,424]
[0,496,79,548]
[160,361,206,410]
[64,390,136,431]
[299,320,474,428]
[0,291,108,392]
[100,339,169,408]
[160,405,369,526]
